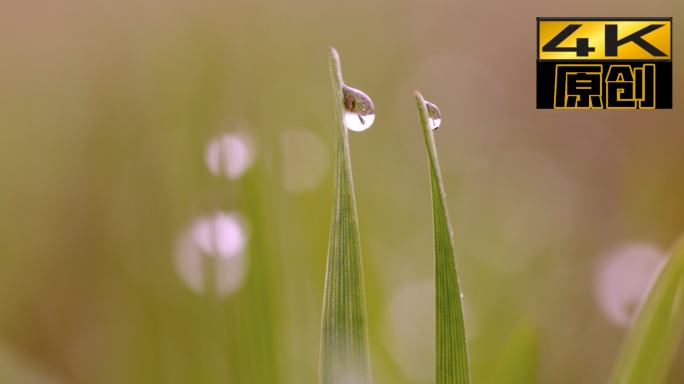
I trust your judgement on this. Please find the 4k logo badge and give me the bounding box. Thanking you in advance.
[537,18,672,109]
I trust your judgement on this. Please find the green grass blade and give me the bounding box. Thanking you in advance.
[414,91,471,384]
[319,47,371,384]
[489,321,538,384]
[608,235,684,384]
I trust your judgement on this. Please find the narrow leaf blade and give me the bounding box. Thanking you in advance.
[319,47,371,384]
[414,91,471,384]
[608,235,684,384]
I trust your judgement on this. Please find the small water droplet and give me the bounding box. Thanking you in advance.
[426,102,441,130]
[460,293,464,298]
[342,85,375,132]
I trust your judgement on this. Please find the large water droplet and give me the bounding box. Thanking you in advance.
[342,85,375,132]
[426,102,441,130]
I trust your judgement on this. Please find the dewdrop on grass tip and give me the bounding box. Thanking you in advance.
[342,85,375,132]
[426,101,441,130]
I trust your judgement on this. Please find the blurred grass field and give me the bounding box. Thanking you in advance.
[0,0,683,383]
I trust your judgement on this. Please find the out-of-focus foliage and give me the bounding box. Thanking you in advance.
[609,236,684,384]
[0,1,683,384]
[489,322,537,384]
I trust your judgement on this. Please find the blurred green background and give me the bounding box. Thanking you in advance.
[0,0,683,383]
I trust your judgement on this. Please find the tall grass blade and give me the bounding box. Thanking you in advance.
[414,91,471,384]
[319,47,371,384]
[608,235,684,384]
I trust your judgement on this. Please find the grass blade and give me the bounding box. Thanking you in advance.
[608,235,684,384]
[319,47,371,384]
[414,91,471,384]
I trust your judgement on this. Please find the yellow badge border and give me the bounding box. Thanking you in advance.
[537,17,673,62]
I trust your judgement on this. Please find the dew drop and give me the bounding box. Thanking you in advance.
[426,102,441,130]
[342,85,375,132]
